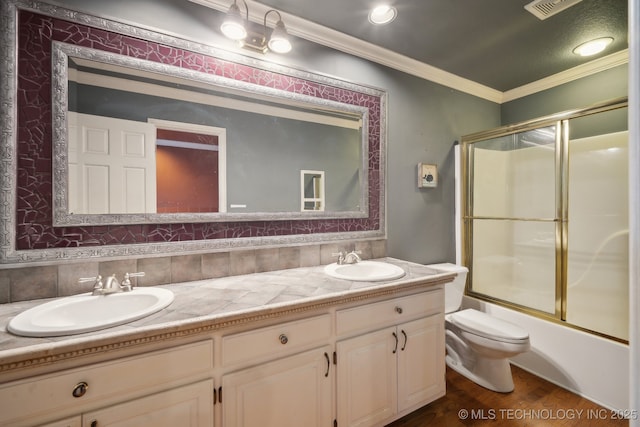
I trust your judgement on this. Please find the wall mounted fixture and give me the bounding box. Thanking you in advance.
[417,163,437,188]
[220,0,292,53]
[572,37,614,57]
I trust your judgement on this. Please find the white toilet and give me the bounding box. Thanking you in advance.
[428,263,530,393]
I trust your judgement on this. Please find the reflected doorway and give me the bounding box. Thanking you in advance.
[149,119,227,214]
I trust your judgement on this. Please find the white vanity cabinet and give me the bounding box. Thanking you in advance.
[0,273,450,427]
[220,315,333,427]
[0,340,214,427]
[335,288,445,427]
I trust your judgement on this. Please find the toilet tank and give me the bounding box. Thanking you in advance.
[427,263,469,314]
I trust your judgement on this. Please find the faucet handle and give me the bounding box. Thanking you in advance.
[331,252,346,264]
[121,272,145,291]
[126,272,146,279]
[79,275,103,294]
[78,275,102,284]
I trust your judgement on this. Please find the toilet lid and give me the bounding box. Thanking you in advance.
[450,309,529,342]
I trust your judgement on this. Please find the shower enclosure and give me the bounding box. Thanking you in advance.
[461,98,628,342]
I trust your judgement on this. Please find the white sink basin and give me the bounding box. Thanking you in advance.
[8,287,174,337]
[324,261,405,282]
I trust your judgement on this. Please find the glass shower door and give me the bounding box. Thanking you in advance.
[462,99,629,342]
[467,126,558,314]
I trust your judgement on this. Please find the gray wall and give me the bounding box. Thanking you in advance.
[55,0,500,264]
[501,64,628,125]
[71,84,362,212]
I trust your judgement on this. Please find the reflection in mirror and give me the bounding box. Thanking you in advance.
[68,113,227,215]
[152,119,226,214]
[54,42,369,225]
[301,170,325,211]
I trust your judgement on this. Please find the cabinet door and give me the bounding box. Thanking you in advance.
[81,380,213,427]
[336,327,398,427]
[222,346,332,427]
[397,315,445,413]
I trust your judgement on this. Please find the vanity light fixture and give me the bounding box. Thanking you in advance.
[220,0,247,40]
[572,37,613,57]
[368,5,397,25]
[220,0,292,54]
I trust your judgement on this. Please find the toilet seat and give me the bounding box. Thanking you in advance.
[449,309,529,344]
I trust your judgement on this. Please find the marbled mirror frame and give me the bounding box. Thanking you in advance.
[0,0,387,265]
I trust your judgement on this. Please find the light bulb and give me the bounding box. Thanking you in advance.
[268,20,292,53]
[221,3,247,41]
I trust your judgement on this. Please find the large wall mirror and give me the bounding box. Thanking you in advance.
[53,42,369,225]
[0,0,386,264]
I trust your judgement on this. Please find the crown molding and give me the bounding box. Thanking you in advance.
[189,0,503,103]
[501,49,629,103]
[190,0,627,105]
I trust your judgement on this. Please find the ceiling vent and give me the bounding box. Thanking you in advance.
[524,0,583,20]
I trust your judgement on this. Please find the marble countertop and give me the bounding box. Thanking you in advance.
[0,258,454,375]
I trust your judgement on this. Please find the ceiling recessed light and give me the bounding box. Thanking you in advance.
[369,5,397,25]
[572,37,614,57]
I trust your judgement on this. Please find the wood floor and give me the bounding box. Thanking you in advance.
[387,365,629,426]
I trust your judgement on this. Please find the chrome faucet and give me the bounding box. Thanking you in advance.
[343,250,362,264]
[79,272,145,295]
[332,250,362,265]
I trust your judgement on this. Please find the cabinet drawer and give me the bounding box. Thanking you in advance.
[0,340,213,426]
[222,314,331,367]
[336,289,443,337]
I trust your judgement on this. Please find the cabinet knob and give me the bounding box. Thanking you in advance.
[395,306,403,314]
[279,334,289,345]
[90,420,98,427]
[72,381,89,398]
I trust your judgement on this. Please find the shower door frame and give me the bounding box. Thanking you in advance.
[460,97,628,342]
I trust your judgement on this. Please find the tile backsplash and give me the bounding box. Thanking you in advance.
[0,240,386,304]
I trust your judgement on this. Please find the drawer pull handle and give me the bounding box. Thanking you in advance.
[395,306,403,314]
[279,334,289,345]
[401,329,408,351]
[72,381,89,398]
[392,332,398,354]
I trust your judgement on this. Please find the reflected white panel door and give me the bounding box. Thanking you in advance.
[68,112,157,214]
